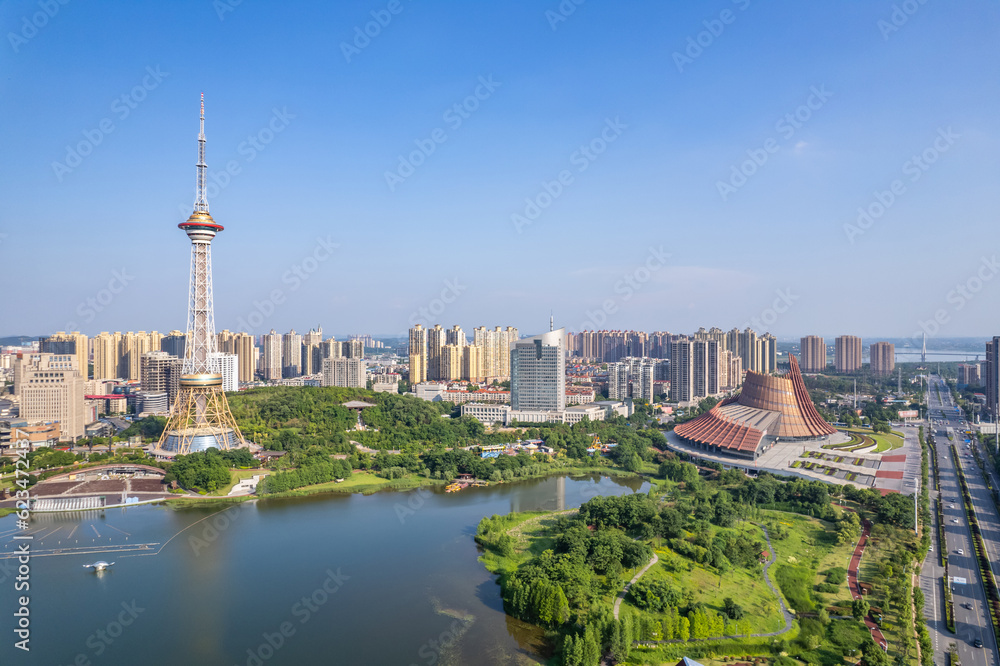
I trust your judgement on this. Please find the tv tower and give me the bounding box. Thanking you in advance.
[157,95,247,455]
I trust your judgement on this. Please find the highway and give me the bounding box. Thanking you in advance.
[921,375,999,666]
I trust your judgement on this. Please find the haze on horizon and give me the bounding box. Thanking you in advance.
[1,1,998,340]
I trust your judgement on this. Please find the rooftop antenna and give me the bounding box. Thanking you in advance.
[550,311,554,332]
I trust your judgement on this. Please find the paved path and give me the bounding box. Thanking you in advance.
[614,551,659,620]
[847,518,888,649]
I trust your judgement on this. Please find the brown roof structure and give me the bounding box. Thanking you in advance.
[674,353,835,457]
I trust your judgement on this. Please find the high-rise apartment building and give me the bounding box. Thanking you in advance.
[463,345,484,383]
[217,329,256,383]
[408,325,427,384]
[958,363,981,387]
[282,329,302,378]
[800,336,826,373]
[341,339,364,359]
[92,332,121,380]
[608,357,659,401]
[301,326,323,375]
[510,328,565,412]
[870,342,895,377]
[446,325,466,348]
[161,330,187,359]
[835,335,863,373]
[14,353,85,441]
[738,328,758,374]
[140,350,182,406]
[321,357,367,388]
[670,338,693,403]
[758,333,777,374]
[426,324,445,380]
[39,331,88,379]
[262,330,283,381]
[986,338,1000,420]
[210,352,239,392]
[440,344,463,381]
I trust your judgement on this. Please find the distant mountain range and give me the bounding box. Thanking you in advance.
[0,336,36,347]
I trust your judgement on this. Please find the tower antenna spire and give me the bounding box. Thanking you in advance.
[194,93,208,213]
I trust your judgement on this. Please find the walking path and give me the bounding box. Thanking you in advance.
[630,524,793,644]
[614,552,659,620]
[847,519,888,649]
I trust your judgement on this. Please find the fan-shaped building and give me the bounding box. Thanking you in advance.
[673,354,835,460]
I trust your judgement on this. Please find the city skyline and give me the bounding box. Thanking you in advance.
[2,1,999,339]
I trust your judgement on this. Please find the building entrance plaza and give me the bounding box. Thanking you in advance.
[665,424,921,494]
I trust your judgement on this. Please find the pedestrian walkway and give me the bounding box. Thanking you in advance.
[848,519,888,650]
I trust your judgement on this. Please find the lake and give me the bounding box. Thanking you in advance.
[0,473,647,665]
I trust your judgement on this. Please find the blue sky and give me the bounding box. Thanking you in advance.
[1,0,998,341]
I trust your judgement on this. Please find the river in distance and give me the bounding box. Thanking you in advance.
[0,473,647,666]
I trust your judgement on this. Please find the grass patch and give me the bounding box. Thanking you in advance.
[774,564,815,613]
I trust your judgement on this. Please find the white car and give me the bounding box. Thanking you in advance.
[953,519,961,524]
[957,549,964,555]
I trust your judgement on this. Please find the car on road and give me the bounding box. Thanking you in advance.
[950,504,956,509]
[963,602,973,609]
[974,638,984,648]
[953,519,961,524]
[957,549,964,555]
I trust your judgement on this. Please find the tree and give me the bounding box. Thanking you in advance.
[723,597,745,620]
[852,597,870,622]
[678,616,691,641]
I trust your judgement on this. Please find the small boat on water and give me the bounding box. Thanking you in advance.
[445,482,469,493]
[83,561,115,572]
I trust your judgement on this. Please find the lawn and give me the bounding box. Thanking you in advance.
[641,550,788,634]
[207,468,270,496]
[841,427,904,453]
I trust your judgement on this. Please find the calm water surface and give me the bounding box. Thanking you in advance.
[0,474,647,665]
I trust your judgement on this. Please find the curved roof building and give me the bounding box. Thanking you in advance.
[674,354,835,459]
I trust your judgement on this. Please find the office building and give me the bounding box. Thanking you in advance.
[835,335,863,373]
[800,336,826,373]
[14,353,85,441]
[870,342,895,377]
[510,328,565,412]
